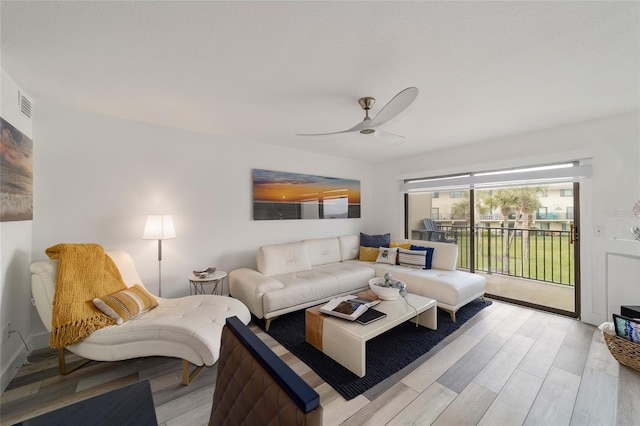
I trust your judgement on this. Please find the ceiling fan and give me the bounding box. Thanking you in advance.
[296,87,419,144]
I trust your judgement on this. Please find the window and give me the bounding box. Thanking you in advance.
[537,207,548,219]
[432,192,439,198]
[566,206,574,220]
[431,207,439,219]
[561,189,573,197]
[450,191,465,198]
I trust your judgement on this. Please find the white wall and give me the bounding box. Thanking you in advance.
[29,103,374,345]
[0,69,33,391]
[372,112,640,326]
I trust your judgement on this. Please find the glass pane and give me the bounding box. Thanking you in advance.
[406,183,576,315]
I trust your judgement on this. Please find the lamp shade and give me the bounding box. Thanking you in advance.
[142,215,176,240]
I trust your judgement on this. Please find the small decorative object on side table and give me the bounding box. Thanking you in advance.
[189,270,227,295]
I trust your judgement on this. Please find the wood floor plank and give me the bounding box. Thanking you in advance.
[617,365,640,426]
[0,379,42,404]
[517,310,552,340]
[386,381,457,426]
[464,304,517,340]
[322,394,370,426]
[570,366,617,426]
[479,369,543,426]
[552,320,594,376]
[524,366,581,426]
[585,329,619,377]
[473,333,535,393]
[344,381,418,426]
[432,381,496,426]
[402,333,480,393]
[518,322,568,379]
[436,333,506,393]
[490,304,534,340]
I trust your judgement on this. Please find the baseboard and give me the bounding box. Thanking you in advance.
[30,330,50,351]
[1,335,28,393]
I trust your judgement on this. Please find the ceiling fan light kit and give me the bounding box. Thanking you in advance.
[297,87,419,143]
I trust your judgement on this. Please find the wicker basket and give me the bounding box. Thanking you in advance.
[603,332,640,371]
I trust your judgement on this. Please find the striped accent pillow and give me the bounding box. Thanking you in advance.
[93,284,158,324]
[398,248,427,269]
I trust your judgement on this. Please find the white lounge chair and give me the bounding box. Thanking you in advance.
[30,249,251,385]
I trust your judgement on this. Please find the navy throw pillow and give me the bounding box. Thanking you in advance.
[410,244,435,269]
[360,232,391,248]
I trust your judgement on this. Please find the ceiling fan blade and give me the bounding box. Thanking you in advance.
[296,121,364,136]
[367,87,419,129]
[373,129,405,144]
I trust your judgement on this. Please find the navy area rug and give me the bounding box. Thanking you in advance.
[259,298,491,400]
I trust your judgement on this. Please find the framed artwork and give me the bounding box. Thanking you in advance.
[1,117,33,222]
[252,169,361,220]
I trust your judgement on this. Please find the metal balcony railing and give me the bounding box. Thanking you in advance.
[433,225,575,286]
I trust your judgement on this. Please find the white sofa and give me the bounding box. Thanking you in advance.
[31,249,251,385]
[229,235,485,329]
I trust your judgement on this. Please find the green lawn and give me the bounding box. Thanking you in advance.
[455,230,575,286]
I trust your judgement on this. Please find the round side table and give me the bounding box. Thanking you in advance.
[189,270,227,295]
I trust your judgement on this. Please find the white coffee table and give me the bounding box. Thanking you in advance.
[305,292,437,377]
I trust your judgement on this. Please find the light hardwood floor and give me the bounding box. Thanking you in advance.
[2,300,639,425]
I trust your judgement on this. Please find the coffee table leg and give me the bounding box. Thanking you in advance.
[417,305,437,330]
[322,322,366,377]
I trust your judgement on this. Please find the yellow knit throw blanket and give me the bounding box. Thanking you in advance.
[46,243,127,348]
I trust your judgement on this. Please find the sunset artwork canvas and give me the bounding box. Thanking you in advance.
[1,117,33,222]
[253,169,361,220]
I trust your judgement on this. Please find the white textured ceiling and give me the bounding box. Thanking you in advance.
[1,1,638,162]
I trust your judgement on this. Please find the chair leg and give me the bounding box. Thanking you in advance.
[181,360,205,385]
[57,348,91,375]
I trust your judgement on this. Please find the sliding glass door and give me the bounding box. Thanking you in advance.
[404,166,584,317]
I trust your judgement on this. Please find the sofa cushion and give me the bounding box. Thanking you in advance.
[409,245,435,269]
[406,240,458,271]
[303,237,341,266]
[375,247,398,265]
[339,234,360,261]
[390,241,411,249]
[263,270,341,313]
[360,232,391,248]
[359,246,379,262]
[398,248,427,269]
[92,284,158,325]
[374,264,485,309]
[257,242,312,276]
[313,261,375,293]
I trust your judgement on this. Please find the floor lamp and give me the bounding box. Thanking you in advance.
[142,214,176,297]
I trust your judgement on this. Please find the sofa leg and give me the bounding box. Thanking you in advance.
[481,295,486,303]
[181,359,205,385]
[265,318,273,331]
[57,348,91,375]
[449,311,456,323]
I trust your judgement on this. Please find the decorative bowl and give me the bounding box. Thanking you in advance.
[369,278,401,301]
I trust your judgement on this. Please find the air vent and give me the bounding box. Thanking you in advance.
[18,91,32,119]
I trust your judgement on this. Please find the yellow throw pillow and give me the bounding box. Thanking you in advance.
[93,284,158,325]
[359,246,379,262]
[390,241,411,250]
